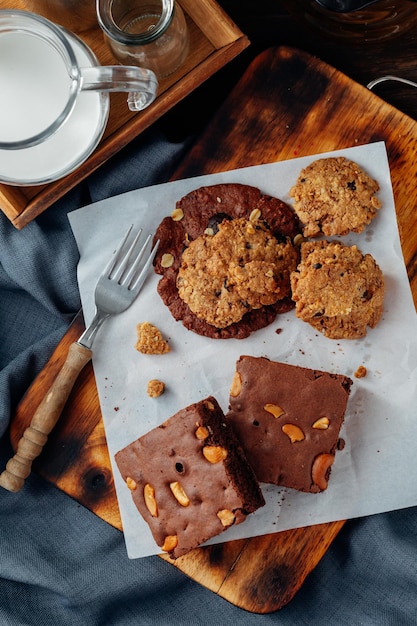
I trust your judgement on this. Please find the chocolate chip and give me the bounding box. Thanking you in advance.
[207,212,232,234]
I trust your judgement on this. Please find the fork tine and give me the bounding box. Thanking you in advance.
[102,225,134,279]
[129,239,160,292]
[103,226,159,293]
[111,228,144,283]
[121,232,152,287]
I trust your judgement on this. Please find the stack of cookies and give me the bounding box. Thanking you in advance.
[153,156,384,341]
[153,182,301,339]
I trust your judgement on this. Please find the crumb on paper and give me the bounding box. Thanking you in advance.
[147,379,166,398]
[135,322,171,355]
[354,365,367,379]
[337,438,345,451]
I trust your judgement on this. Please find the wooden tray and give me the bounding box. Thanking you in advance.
[10,47,417,613]
[0,0,249,229]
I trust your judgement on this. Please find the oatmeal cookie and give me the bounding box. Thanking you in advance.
[177,218,298,329]
[289,157,381,237]
[290,240,384,339]
[153,183,302,339]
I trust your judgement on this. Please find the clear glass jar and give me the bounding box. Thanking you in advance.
[97,0,189,79]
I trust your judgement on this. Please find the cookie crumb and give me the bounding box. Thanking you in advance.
[147,379,166,398]
[135,322,170,355]
[354,365,367,378]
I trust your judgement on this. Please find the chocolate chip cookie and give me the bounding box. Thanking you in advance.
[177,217,298,329]
[290,240,385,339]
[289,157,381,237]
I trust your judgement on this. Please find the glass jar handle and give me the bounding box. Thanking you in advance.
[80,65,159,111]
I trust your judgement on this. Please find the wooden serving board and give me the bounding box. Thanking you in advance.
[10,47,417,613]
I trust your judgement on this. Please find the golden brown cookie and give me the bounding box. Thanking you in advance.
[153,183,302,339]
[289,157,381,237]
[290,240,384,339]
[176,217,298,329]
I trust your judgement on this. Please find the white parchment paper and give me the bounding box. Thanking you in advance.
[69,142,417,559]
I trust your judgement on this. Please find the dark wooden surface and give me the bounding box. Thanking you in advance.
[10,44,417,613]
[160,1,417,139]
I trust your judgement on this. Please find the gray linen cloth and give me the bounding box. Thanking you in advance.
[0,128,416,626]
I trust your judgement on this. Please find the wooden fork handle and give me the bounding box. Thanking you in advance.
[0,342,92,493]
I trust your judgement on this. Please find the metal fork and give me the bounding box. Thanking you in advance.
[0,226,159,493]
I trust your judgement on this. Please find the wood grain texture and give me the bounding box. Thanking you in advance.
[9,47,417,613]
[172,46,417,302]
[219,1,417,121]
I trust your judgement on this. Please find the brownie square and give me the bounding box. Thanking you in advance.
[227,356,352,493]
[115,396,265,558]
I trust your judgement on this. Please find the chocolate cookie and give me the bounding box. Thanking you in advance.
[153,183,302,339]
[289,157,381,237]
[227,356,352,493]
[290,240,385,339]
